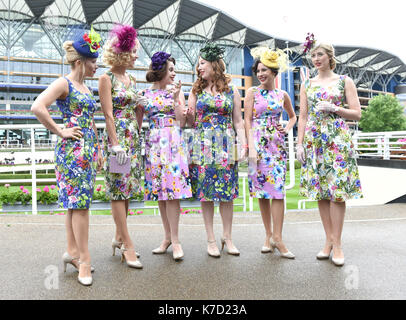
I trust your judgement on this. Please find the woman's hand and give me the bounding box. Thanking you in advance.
[171,80,182,101]
[97,147,103,172]
[315,101,338,113]
[276,123,288,135]
[60,127,83,140]
[296,144,306,164]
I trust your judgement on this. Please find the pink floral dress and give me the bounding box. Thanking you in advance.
[143,89,192,201]
[248,87,287,199]
[300,75,363,201]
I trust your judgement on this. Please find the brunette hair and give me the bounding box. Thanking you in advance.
[251,59,279,77]
[192,58,231,95]
[145,57,176,82]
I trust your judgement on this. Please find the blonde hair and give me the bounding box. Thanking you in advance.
[63,41,83,66]
[102,38,139,67]
[310,43,336,70]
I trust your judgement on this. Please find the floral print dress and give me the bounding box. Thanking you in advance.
[248,88,287,199]
[190,86,238,202]
[300,75,363,201]
[102,71,143,200]
[143,89,192,201]
[55,78,98,209]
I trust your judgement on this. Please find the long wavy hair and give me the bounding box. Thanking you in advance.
[192,58,231,95]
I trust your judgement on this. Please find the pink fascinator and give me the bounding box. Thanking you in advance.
[110,24,138,53]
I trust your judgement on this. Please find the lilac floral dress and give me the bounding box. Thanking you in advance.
[300,75,363,201]
[102,71,143,200]
[248,88,287,199]
[55,78,98,209]
[143,89,192,201]
[189,86,238,202]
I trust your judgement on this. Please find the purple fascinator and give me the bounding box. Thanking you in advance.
[151,51,171,70]
[110,24,138,53]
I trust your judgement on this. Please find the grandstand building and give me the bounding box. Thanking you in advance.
[1,0,405,150]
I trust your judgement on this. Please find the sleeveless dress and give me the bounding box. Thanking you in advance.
[143,89,192,201]
[102,71,143,200]
[248,87,287,199]
[300,75,363,201]
[190,86,238,202]
[55,78,98,209]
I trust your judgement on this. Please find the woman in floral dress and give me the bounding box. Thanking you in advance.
[99,25,147,269]
[296,42,363,266]
[143,51,192,261]
[31,28,102,286]
[245,47,296,259]
[187,43,247,257]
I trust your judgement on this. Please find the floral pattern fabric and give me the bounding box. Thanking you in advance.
[102,71,143,200]
[248,88,287,199]
[300,75,363,201]
[189,86,238,202]
[143,89,192,201]
[55,78,98,209]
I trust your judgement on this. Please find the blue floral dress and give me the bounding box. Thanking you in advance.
[102,71,143,200]
[190,86,238,202]
[55,78,98,209]
[300,75,363,201]
[248,87,287,199]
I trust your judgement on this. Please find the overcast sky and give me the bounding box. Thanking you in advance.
[201,0,406,64]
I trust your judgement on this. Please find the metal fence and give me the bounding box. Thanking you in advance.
[0,123,296,215]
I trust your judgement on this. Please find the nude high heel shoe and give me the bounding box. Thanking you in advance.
[152,240,172,254]
[331,245,345,266]
[316,242,333,260]
[207,240,220,258]
[172,242,184,261]
[112,238,140,257]
[221,237,240,256]
[270,238,295,259]
[62,252,95,273]
[121,246,143,269]
[261,237,274,254]
[77,261,93,286]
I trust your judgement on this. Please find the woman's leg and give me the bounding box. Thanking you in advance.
[165,199,183,257]
[219,201,239,253]
[156,201,172,249]
[258,199,272,248]
[318,200,334,254]
[111,200,138,262]
[330,201,346,259]
[270,199,290,253]
[66,209,79,262]
[71,209,91,278]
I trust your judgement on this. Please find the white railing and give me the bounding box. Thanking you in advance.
[353,131,406,160]
[0,122,297,215]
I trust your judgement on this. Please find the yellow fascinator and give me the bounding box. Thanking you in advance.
[250,47,291,73]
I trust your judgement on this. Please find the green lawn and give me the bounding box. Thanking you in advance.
[0,168,318,215]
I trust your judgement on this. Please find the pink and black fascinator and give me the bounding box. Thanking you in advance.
[109,24,138,53]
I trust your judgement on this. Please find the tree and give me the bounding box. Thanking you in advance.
[359,94,406,132]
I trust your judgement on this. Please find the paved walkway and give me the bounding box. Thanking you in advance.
[1,204,406,300]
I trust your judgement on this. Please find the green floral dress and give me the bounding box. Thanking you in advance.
[189,86,238,202]
[300,75,363,201]
[102,71,143,200]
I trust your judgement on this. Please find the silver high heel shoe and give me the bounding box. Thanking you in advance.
[261,237,274,254]
[316,242,333,260]
[207,240,220,258]
[121,246,143,269]
[221,237,240,256]
[270,238,295,259]
[112,238,140,257]
[77,260,93,286]
[152,240,172,254]
[172,242,184,261]
[331,245,345,266]
[62,252,95,273]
